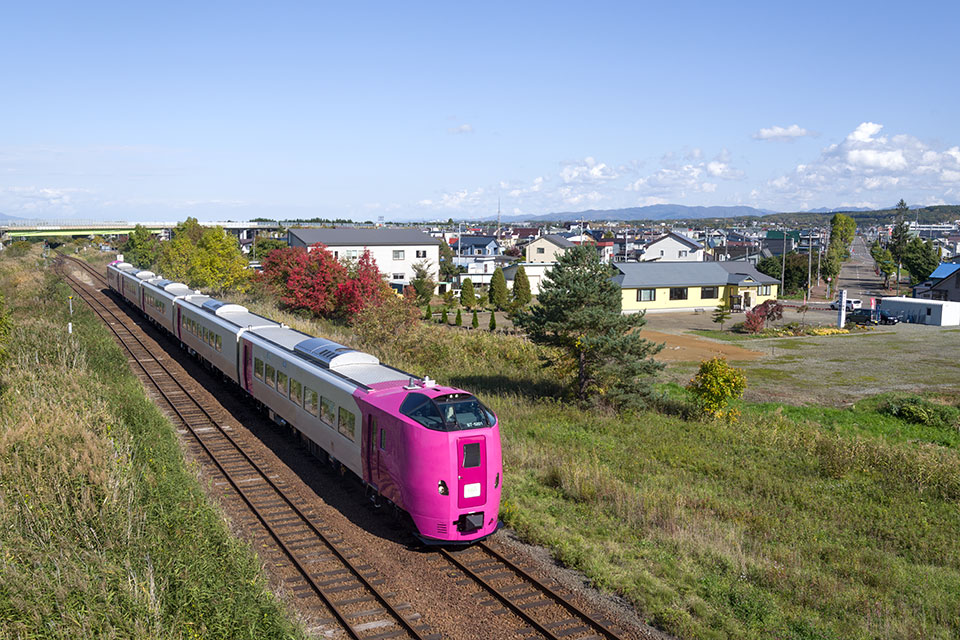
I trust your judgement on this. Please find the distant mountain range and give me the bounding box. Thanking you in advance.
[482,204,777,223]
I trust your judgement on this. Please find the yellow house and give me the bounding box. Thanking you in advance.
[614,262,779,313]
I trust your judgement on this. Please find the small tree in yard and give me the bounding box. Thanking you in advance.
[423,305,432,320]
[511,265,532,308]
[489,311,497,331]
[440,308,448,324]
[461,278,477,309]
[489,267,509,310]
[758,299,783,328]
[797,304,810,329]
[411,260,436,306]
[455,308,462,326]
[712,303,731,330]
[471,309,479,329]
[513,245,663,410]
[743,307,766,334]
[687,357,747,421]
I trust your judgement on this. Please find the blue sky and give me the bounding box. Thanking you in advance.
[2,1,959,221]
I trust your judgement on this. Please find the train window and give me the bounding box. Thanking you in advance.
[379,426,385,450]
[290,379,302,405]
[320,397,335,426]
[399,393,444,430]
[436,394,495,430]
[276,371,288,394]
[254,358,264,379]
[338,408,356,441]
[463,442,481,468]
[215,334,222,351]
[305,388,318,416]
[264,364,275,388]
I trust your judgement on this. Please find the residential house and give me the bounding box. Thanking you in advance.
[640,232,705,262]
[915,263,960,301]
[287,228,439,290]
[614,262,779,313]
[502,262,554,296]
[452,235,502,258]
[525,234,576,263]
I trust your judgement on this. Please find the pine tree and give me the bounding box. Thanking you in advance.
[489,267,509,310]
[489,311,497,331]
[440,307,449,324]
[513,245,663,409]
[511,265,532,307]
[471,309,479,329]
[423,305,432,320]
[411,260,436,306]
[455,308,462,326]
[712,303,732,330]
[461,278,477,309]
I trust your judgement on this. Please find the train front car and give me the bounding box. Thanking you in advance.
[361,381,502,545]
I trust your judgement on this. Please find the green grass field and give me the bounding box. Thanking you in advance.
[227,291,960,639]
[0,252,304,639]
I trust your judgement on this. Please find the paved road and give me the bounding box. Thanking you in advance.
[836,235,885,301]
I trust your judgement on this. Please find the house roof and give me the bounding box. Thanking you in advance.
[928,262,960,280]
[613,261,779,288]
[288,228,437,247]
[538,234,576,248]
[454,235,499,248]
[647,232,703,250]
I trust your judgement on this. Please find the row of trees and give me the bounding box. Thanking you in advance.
[457,266,530,311]
[871,200,940,287]
[122,220,250,295]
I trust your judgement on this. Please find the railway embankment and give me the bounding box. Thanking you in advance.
[0,251,304,637]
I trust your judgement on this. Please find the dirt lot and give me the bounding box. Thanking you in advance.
[644,329,761,362]
[642,311,960,406]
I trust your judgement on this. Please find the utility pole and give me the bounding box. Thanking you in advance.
[816,230,822,286]
[779,232,786,296]
[807,230,813,300]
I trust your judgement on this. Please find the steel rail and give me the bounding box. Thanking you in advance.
[57,257,433,640]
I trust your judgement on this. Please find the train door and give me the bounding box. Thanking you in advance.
[241,341,253,392]
[457,435,486,509]
[140,287,145,310]
[365,415,379,489]
[175,306,182,340]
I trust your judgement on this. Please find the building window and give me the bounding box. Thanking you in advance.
[637,289,655,302]
[536,247,545,254]
[679,250,688,257]
[416,249,427,258]
[393,250,405,260]
[669,287,688,301]
[701,286,718,299]
[392,273,405,281]
[475,249,482,255]
[758,285,771,296]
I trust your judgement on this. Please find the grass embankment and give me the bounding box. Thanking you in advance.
[0,254,303,638]
[230,293,960,640]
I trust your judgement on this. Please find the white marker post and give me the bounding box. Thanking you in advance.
[838,289,848,328]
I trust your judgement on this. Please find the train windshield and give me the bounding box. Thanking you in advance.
[400,392,495,431]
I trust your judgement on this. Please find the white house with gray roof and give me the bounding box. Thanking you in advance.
[640,232,706,262]
[614,262,779,313]
[287,228,440,290]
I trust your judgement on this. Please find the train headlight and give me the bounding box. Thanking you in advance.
[438,480,449,495]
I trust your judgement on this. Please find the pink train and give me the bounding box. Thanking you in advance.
[107,261,502,544]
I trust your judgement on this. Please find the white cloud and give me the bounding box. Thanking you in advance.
[447,124,474,134]
[753,124,812,141]
[846,149,907,170]
[847,122,884,143]
[559,157,618,184]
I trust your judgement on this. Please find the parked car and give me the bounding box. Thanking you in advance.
[829,298,862,311]
[845,309,900,325]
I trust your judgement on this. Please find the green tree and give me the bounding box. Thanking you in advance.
[902,237,940,284]
[411,260,436,305]
[438,240,461,281]
[455,308,462,326]
[513,245,663,409]
[121,224,160,268]
[440,307,449,324]
[511,265,532,308]
[189,227,250,294]
[471,309,479,329]
[756,252,807,295]
[489,310,497,331]
[252,235,287,260]
[489,267,509,310]
[156,218,204,283]
[870,241,896,288]
[712,302,731,330]
[423,305,432,320]
[889,200,911,293]
[830,213,856,253]
[460,278,477,309]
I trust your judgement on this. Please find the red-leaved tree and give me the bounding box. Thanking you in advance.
[260,244,388,321]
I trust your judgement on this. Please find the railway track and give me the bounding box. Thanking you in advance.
[59,255,639,640]
[57,256,439,640]
[439,543,626,640]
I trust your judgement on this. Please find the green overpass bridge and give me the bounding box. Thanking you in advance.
[0,221,280,239]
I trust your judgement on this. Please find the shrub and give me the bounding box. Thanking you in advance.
[687,357,747,420]
[878,395,960,430]
[423,305,432,320]
[455,309,462,326]
[440,308,448,324]
[743,308,766,334]
[471,309,479,329]
[489,311,497,331]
